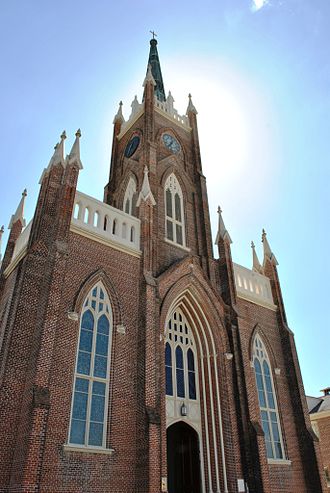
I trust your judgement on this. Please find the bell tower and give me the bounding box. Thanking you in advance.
[104,36,215,280]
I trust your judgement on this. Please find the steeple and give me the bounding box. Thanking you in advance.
[68,129,83,169]
[215,206,232,245]
[251,241,263,273]
[9,189,27,229]
[147,36,166,102]
[262,229,278,266]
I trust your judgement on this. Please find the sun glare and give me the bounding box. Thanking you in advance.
[251,0,268,11]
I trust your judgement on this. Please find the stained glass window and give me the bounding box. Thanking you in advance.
[253,335,284,460]
[165,309,198,402]
[69,283,112,448]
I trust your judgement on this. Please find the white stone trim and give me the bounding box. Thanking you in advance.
[117,107,144,140]
[267,458,292,466]
[310,409,330,421]
[63,444,114,455]
[233,262,277,311]
[164,238,190,252]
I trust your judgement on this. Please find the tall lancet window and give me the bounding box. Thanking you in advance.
[69,283,113,448]
[165,309,197,401]
[123,176,137,216]
[253,335,284,460]
[164,174,185,246]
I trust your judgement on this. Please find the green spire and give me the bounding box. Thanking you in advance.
[147,38,166,102]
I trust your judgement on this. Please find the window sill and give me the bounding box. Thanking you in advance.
[165,238,191,252]
[267,458,291,466]
[63,444,115,455]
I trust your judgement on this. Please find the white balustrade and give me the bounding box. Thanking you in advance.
[119,95,190,138]
[71,191,141,254]
[154,96,190,127]
[233,263,276,309]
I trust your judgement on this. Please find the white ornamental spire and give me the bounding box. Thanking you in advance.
[68,129,83,169]
[262,229,278,265]
[215,206,232,244]
[9,189,27,229]
[186,93,197,115]
[53,130,66,166]
[251,241,263,273]
[131,96,140,117]
[143,64,156,87]
[136,166,156,206]
[113,101,125,124]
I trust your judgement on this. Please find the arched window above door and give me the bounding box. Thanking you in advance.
[165,308,197,401]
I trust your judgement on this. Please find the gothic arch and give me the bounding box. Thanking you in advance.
[71,269,123,328]
[160,273,231,493]
[249,324,279,369]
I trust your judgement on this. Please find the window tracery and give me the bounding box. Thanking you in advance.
[69,282,112,449]
[165,309,197,401]
[253,334,284,460]
[164,174,185,246]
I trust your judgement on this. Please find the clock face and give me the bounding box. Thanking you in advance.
[124,135,140,158]
[163,133,181,154]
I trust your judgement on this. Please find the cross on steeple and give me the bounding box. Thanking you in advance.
[150,30,157,39]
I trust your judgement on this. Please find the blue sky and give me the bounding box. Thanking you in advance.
[0,0,329,396]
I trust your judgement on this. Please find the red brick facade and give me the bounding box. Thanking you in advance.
[0,39,327,493]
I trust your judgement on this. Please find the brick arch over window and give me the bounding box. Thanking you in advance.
[249,324,279,369]
[72,269,123,328]
[160,276,232,493]
[164,173,186,247]
[156,127,187,158]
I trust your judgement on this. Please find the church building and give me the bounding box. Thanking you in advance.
[0,37,327,493]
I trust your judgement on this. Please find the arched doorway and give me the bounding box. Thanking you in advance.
[167,421,201,493]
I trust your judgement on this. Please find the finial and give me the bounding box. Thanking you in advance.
[0,224,4,262]
[215,205,232,244]
[187,93,197,115]
[52,130,66,166]
[262,228,278,265]
[251,240,263,273]
[143,64,156,87]
[150,30,157,40]
[136,165,156,207]
[68,129,83,169]
[9,188,27,229]
[113,100,125,124]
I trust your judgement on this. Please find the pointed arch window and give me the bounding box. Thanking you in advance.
[164,174,185,246]
[123,176,138,216]
[165,309,197,401]
[253,335,284,460]
[69,282,113,449]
